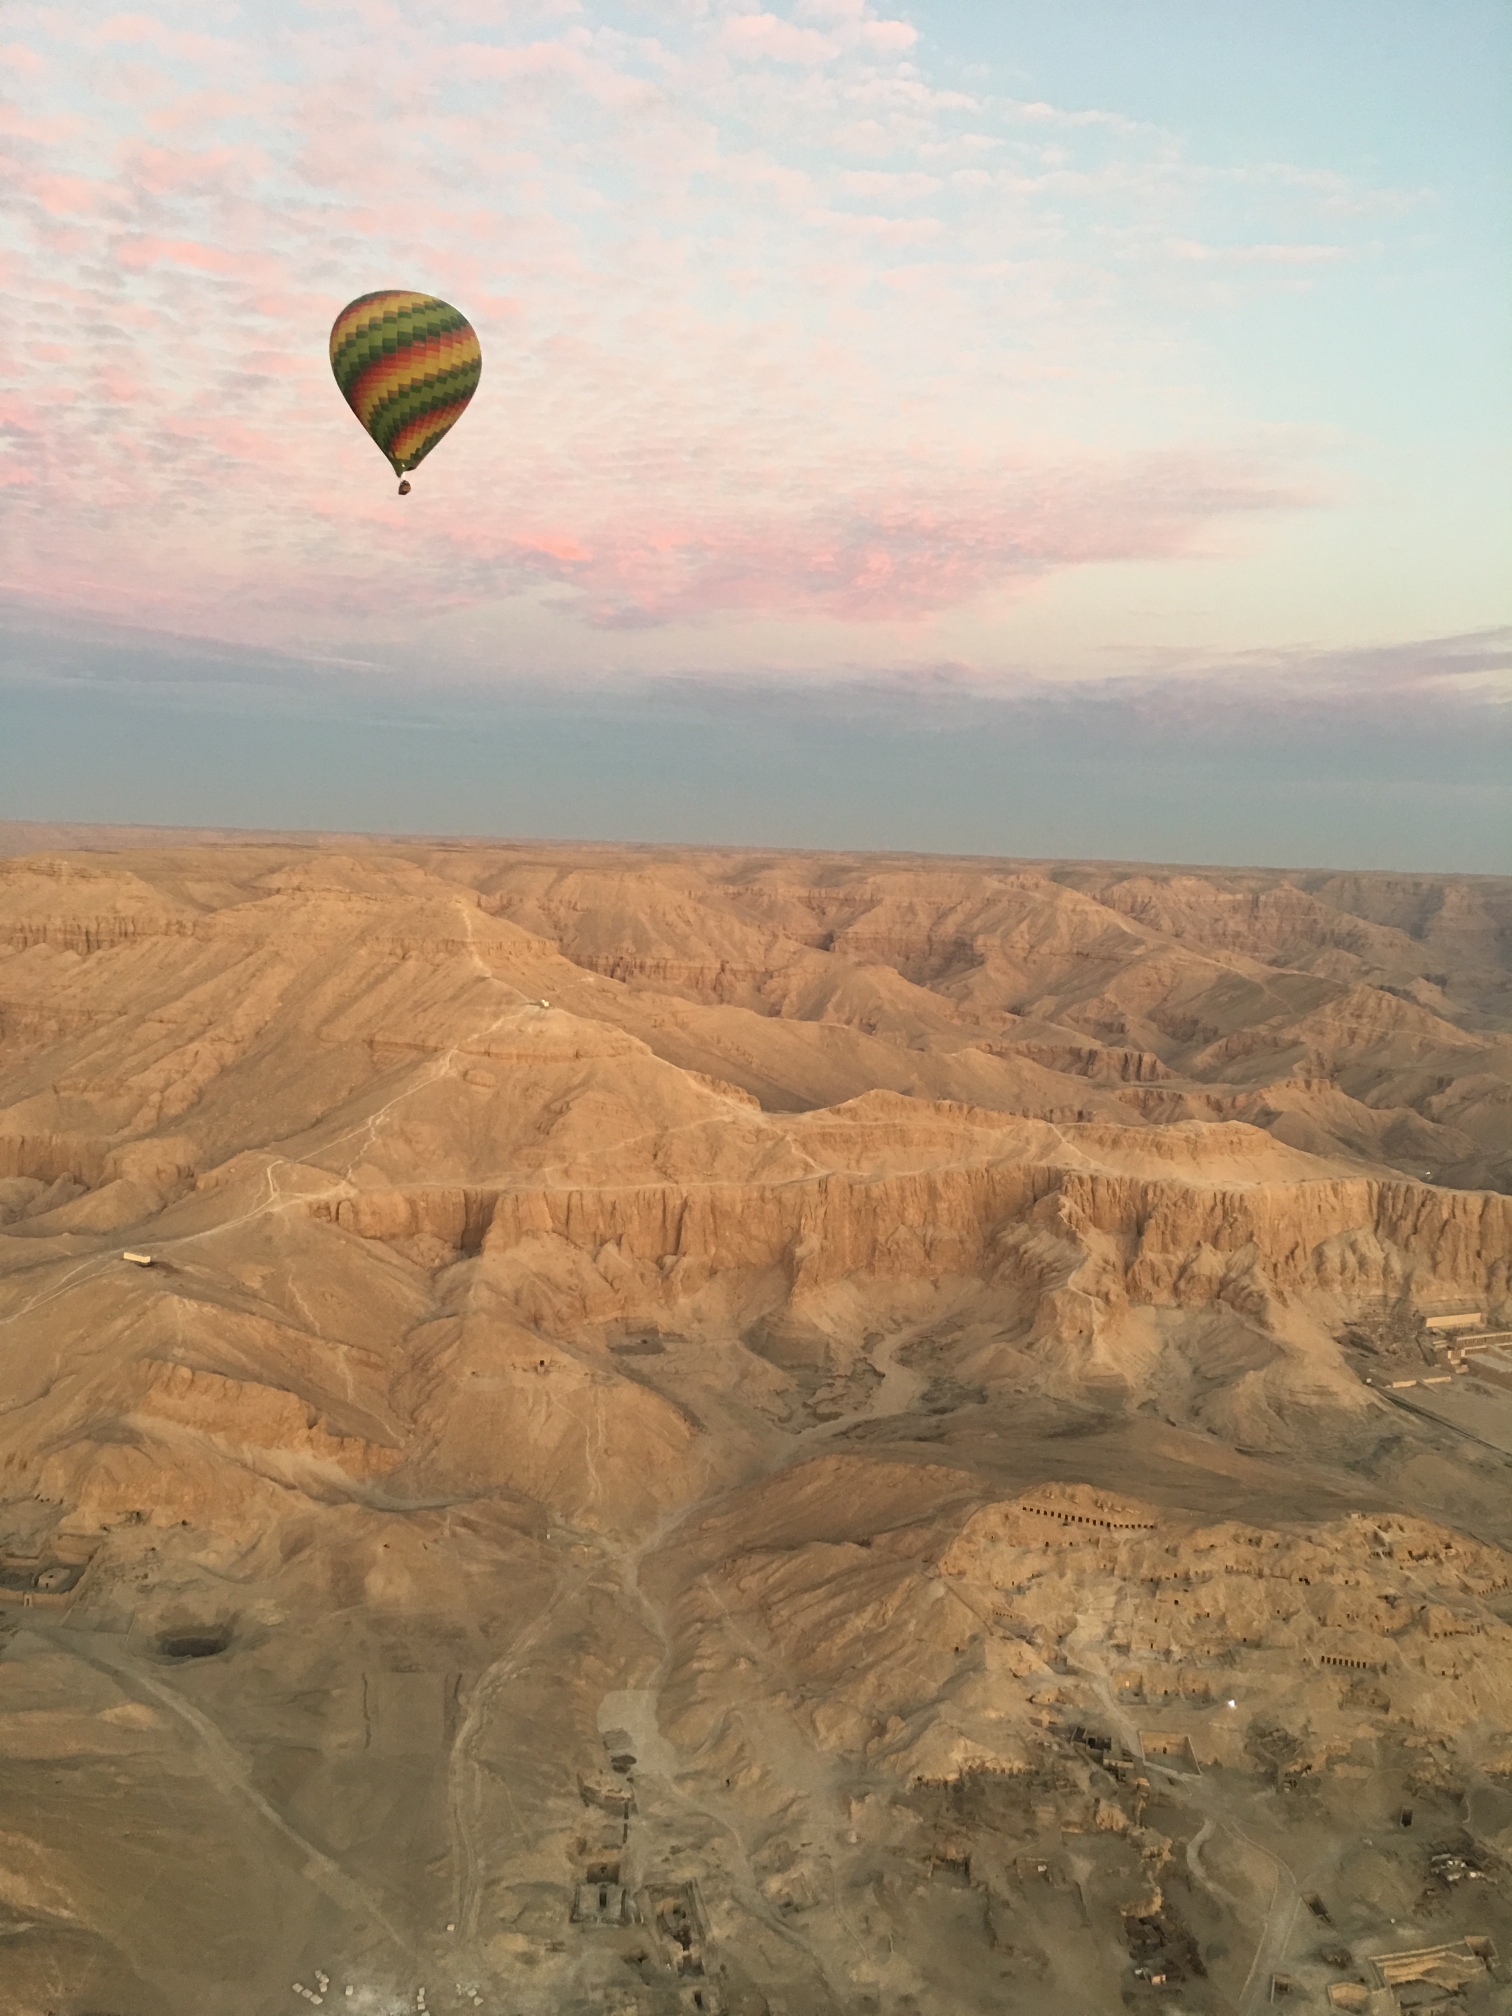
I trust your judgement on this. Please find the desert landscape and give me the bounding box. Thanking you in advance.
[2,827,1511,2016]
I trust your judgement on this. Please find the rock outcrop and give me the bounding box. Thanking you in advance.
[3,834,1512,2016]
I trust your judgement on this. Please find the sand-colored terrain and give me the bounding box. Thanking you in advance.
[1,832,1511,2016]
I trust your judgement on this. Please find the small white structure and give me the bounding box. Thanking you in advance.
[122,1250,154,1267]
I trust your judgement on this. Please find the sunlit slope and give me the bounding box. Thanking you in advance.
[3,838,1512,2016]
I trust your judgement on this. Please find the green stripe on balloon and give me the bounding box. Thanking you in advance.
[331,314,470,393]
[365,361,482,447]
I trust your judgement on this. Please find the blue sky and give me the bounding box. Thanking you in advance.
[2,1,1508,865]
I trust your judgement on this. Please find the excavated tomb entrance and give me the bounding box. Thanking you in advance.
[156,1625,232,1660]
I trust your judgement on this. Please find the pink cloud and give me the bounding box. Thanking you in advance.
[427,451,1303,629]
[0,104,89,144]
[91,367,145,402]
[0,0,1410,671]
[114,235,240,272]
[96,12,168,42]
[826,212,940,243]
[146,90,264,134]
[126,142,267,196]
[92,12,240,64]
[726,13,839,64]
[775,0,917,51]
[1166,237,1348,265]
[859,20,917,52]
[27,171,109,216]
[0,40,45,76]
[444,37,592,82]
[841,169,941,198]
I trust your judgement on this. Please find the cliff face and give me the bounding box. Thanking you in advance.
[5,836,1512,2016]
[321,1148,1512,1329]
[2,841,1510,1542]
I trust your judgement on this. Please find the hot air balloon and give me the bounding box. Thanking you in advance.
[329,290,482,494]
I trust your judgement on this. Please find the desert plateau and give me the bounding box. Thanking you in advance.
[3,827,1512,2016]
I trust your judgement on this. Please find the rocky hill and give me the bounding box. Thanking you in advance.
[2,835,1510,2016]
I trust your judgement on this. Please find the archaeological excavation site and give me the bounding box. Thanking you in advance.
[2,830,1512,2016]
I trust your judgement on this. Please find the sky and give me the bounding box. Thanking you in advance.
[2,0,1509,868]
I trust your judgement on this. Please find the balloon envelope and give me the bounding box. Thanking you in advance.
[329,290,482,478]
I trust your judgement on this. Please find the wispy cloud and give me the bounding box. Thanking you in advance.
[1164,238,1350,266]
[0,1,1438,662]
[8,594,1505,721]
